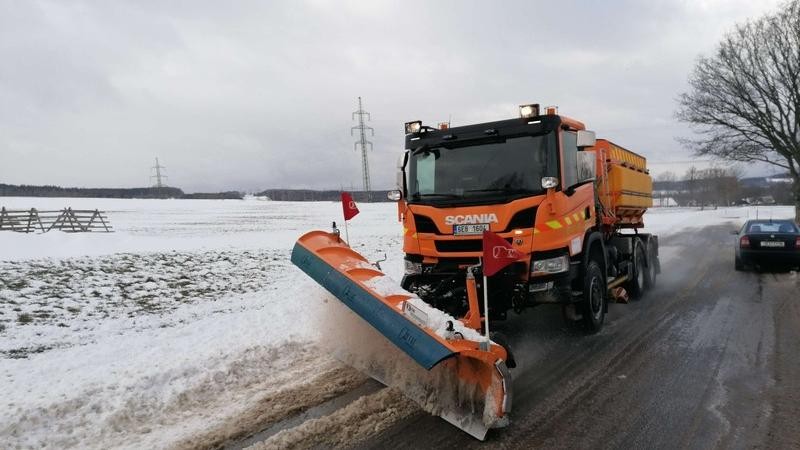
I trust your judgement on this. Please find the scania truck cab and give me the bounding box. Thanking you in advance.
[392,104,659,332]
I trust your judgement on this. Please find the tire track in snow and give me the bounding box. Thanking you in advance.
[246,388,418,450]
[172,363,367,450]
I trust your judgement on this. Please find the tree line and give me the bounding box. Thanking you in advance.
[652,167,793,208]
[256,189,392,202]
[0,184,243,200]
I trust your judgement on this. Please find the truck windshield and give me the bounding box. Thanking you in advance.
[407,133,556,203]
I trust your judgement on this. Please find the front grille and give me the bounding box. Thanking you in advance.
[413,207,537,235]
[435,237,513,253]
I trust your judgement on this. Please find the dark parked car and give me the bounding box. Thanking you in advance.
[734,219,800,271]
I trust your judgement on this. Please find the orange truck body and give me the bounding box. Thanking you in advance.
[396,108,658,329]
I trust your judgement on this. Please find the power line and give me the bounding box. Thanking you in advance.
[151,157,167,188]
[647,159,712,164]
[351,97,374,200]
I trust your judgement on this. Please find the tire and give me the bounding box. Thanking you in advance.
[627,242,646,300]
[490,332,516,368]
[581,260,606,333]
[735,255,744,271]
[643,242,657,290]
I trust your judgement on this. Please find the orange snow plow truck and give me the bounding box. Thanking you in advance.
[291,103,658,440]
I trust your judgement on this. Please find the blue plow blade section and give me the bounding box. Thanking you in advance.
[290,242,455,370]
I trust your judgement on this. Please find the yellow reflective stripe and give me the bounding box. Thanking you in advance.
[403,226,409,235]
[533,227,541,234]
[572,213,580,222]
[411,232,418,238]
[564,216,572,225]
[546,220,562,229]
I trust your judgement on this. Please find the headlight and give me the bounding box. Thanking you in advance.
[541,176,559,189]
[404,260,422,275]
[531,255,570,276]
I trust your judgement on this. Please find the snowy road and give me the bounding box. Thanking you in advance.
[358,225,800,449]
[1,199,796,449]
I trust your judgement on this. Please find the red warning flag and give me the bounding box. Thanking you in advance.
[341,192,360,221]
[482,230,521,277]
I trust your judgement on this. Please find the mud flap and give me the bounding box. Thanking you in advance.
[291,230,512,440]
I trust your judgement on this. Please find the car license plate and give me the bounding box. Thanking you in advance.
[453,223,489,235]
[760,241,785,248]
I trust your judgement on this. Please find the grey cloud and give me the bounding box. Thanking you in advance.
[0,0,785,193]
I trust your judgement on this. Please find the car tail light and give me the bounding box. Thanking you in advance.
[740,236,750,248]
[796,236,800,248]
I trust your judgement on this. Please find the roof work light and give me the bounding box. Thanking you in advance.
[405,121,422,134]
[519,103,540,119]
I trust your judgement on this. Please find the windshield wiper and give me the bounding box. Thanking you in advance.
[410,193,462,199]
[465,188,533,194]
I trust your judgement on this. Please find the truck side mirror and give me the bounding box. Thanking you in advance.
[576,151,596,184]
[396,151,408,197]
[577,130,596,148]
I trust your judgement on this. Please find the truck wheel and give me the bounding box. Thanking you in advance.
[627,243,645,300]
[643,243,657,290]
[490,332,516,368]
[581,260,605,333]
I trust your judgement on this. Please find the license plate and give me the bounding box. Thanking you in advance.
[453,223,489,236]
[760,241,785,248]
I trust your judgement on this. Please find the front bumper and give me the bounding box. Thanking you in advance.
[527,262,580,304]
[740,249,800,266]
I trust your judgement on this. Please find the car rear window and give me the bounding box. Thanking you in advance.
[747,221,798,233]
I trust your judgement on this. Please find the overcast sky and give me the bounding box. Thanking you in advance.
[0,0,786,193]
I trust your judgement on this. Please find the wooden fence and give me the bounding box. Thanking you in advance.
[0,208,113,233]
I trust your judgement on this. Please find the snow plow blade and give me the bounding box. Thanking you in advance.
[291,230,512,440]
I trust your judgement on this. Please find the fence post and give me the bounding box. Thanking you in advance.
[67,208,78,232]
[34,208,45,233]
[86,210,97,229]
[94,209,111,232]
[49,209,64,232]
[26,208,35,233]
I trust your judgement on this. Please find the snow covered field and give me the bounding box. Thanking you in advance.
[0,197,794,449]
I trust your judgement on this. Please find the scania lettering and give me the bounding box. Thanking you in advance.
[444,214,499,225]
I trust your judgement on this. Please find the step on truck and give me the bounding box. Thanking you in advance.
[291,103,659,440]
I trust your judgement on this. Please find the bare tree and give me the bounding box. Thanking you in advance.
[655,171,677,183]
[685,166,700,206]
[676,0,800,221]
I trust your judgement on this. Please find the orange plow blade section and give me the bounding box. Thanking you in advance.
[291,230,512,440]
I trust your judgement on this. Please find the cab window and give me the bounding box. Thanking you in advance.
[561,131,578,188]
